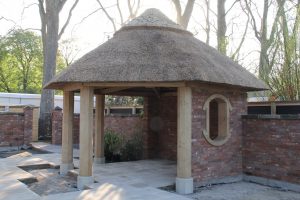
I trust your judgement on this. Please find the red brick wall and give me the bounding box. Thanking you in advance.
[51,110,144,145]
[23,107,33,145]
[51,110,63,145]
[157,96,177,160]
[192,88,247,184]
[0,107,34,146]
[145,95,177,160]
[242,117,300,184]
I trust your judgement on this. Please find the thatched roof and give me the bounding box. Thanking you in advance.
[45,8,267,91]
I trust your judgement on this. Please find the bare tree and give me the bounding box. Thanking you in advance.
[96,0,141,33]
[243,0,281,81]
[172,0,195,29]
[38,0,79,139]
[204,0,211,44]
[96,0,117,32]
[217,0,227,54]
[268,0,300,100]
[127,0,140,21]
[59,38,80,66]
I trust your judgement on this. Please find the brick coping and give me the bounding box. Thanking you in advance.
[0,112,24,116]
[242,114,300,120]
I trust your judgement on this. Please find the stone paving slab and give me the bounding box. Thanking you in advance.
[42,183,188,200]
[3,142,298,200]
[0,179,39,200]
[0,142,190,200]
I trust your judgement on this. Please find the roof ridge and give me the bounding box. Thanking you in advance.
[122,8,184,30]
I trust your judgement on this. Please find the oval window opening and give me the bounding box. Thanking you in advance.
[203,94,232,146]
[209,98,227,141]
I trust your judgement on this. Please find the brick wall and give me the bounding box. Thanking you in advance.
[51,109,144,145]
[157,96,177,160]
[49,92,300,187]
[145,95,177,160]
[192,88,247,184]
[242,116,300,184]
[0,107,34,146]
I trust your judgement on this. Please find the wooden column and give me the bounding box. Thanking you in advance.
[60,91,74,175]
[176,86,193,194]
[77,86,94,189]
[94,95,105,164]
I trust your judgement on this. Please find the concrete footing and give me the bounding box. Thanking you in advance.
[194,175,243,188]
[176,177,193,194]
[60,163,74,175]
[244,175,300,193]
[77,176,94,190]
[94,157,105,164]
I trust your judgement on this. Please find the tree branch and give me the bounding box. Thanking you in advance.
[58,0,79,40]
[96,0,117,32]
[243,0,261,41]
[116,0,124,25]
[71,4,116,35]
[172,0,182,24]
[58,0,68,12]
[231,10,250,60]
[225,0,239,15]
[182,0,195,28]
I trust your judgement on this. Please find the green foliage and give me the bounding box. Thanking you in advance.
[105,96,143,106]
[264,1,300,100]
[0,29,43,93]
[104,128,144,162]
[120,131,143,161]
[0,29,67,94]
[104,129,124,162]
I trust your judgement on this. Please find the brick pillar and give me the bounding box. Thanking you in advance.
[23,106,33,145]
[51,108,63,145]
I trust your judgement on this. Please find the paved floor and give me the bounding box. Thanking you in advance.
[0,142,188,200]
[186,182,300,200]
[0,142,299,200]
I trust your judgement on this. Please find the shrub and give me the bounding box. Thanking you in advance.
[121,132,143,161]
[104,129,124,162]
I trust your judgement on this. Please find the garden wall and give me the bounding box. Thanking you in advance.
[191,88,247,185]
[242,115,300,185]
[51,109,144,145]
[0,107,34,146]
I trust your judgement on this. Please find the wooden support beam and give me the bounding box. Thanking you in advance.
[77,86,94,189]
[94,95,105,164]
[83,82,185,88]
[63,83,83,91]
[60,91,74,175]
[177,86,192,178]
[176,86,193,194]
[94,90,155,96]
[100,87,132,94]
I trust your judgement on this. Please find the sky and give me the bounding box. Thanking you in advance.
[0,0,262,73]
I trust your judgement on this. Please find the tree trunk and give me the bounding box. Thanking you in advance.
[258,0,270,81]
[39,0,60,139]
[38,0,78,139]
[217,0,227,55]
[172,0,195,30]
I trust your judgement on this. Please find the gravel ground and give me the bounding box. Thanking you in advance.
[22,168,78,196]
[185,182,300,200]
